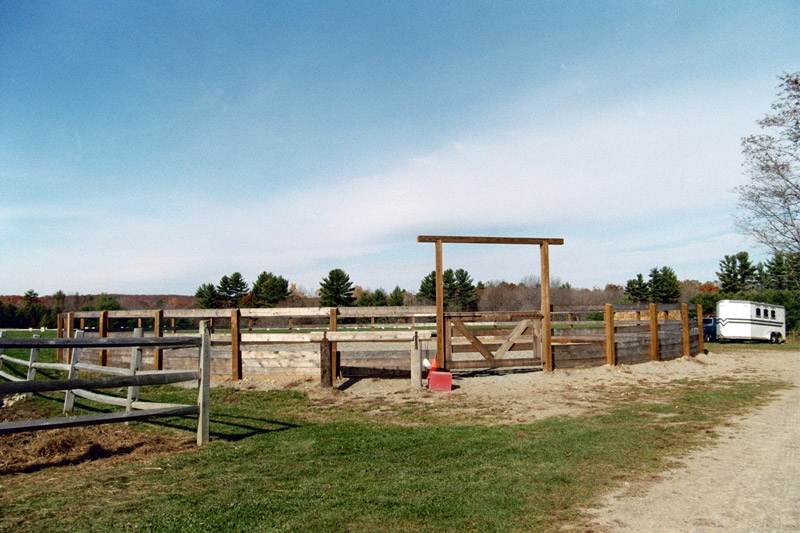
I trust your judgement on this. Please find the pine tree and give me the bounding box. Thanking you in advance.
[649,267,681,303]
[453,268,478,311]
[195,283,220,309]
[717,252,757,293]
[252,272,291,307]
[388,286,405,306]
[217,272,249,308]
[624,274,650,303]
[418,271,437,303]
[319,269,355,307]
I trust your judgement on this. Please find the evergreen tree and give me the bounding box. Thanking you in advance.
[452,268,478,311]
[442,269,457,308]
[418,271,437,303]
[252,271,291,307]
[95,293,123,311]
[319,269,355,307]
[217,272,249,308]
[22,289,39,308]
[717,252,757,293]
[195,283,220,309]
[763,252,800,290]
[624,274,650,303]
[649,267,681,303]
[371,288,388,306]
[388,286,405,307]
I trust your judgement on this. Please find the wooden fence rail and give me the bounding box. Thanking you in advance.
[0,322,211,445]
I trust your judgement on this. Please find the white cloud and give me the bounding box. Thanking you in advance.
[1,77,771,294]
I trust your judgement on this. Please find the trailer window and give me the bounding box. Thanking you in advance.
[771,310,776,319]
[756,308,761,318]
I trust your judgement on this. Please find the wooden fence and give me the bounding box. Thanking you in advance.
[52,304,704,384]
[0,322,211,445]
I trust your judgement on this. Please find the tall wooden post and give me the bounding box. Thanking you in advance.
[320,333,332,387]
[696,304,705,354]
[329,308,338,379]
[67,312,75,364]
[649,303,659,361]
[435,239,445,369]
[57,313,64,362]
[198,321,211,446]
[99,310,109,366]
[540,242,553,372]
[231,309,242,380]
[681,303,691,357]
[153,309,164,370]
[604,304,616,366]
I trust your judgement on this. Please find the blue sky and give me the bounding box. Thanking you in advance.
[1,1,798,296]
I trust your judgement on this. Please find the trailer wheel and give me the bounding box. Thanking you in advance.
[769,333,778,344]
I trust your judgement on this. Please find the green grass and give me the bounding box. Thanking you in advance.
[1,371,788,532]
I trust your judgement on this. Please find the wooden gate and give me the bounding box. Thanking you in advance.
[443,311,544,370]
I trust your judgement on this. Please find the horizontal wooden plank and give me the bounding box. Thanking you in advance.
[0,406,199,436]
[0,337,200,349]
[447,358,542,370]
[0,370,200,395]
[417,235,564,245]
[74,363,133,376]
[451,343,534,354]
[73,389,129,407]
[240,308,333,318]
[0,355,30,367]
[0,370,23,382]
[31,361,71,371]
[446,311,543,320]
[337,306,436,318]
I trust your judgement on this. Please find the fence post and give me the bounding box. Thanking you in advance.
[63,330,85,414]
[231,309,242,380]
[681,303,691,357]
[67,312,75,363]
[604,304,616,366]
[126,328,143,412]
[154,309,164,370]
[410,331,422,388]
[329,308,338,379]
[25,335,40,399]
[320,333,333,387]
[197,321,211,446]
[57,313,64,362]
[99,310,109,366]
[649,303,659,361]
[696,304,704,354]
[0,331,5,374]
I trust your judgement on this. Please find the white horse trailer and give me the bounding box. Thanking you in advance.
[716,300,786,343]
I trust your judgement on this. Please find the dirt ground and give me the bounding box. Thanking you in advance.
[2,347,797,532]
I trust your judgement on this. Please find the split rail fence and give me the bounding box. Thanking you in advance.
[50,303,704,385]
[0,322,211,444]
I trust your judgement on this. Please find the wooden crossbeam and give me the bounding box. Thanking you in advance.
[417,235,564,245]
[494,320,531,359]
[450,318,494,361]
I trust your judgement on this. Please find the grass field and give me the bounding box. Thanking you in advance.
[0,332,792,532]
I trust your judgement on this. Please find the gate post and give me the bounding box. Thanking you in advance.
[649,303,659,361]
[604,304,616,366]
[696,304,704,354]
[231,309,242,380]
[681,303,691,357]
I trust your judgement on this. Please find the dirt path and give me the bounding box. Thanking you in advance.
[583,353,799,532]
